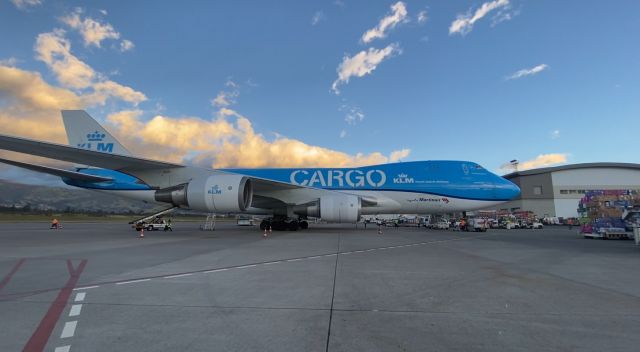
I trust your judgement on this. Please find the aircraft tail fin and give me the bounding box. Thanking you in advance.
[61,110,131,156]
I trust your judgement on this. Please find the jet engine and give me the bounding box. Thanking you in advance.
[294,194,361,223]
[154,174,253,212]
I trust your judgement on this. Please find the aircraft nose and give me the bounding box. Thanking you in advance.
[494,178,520,200]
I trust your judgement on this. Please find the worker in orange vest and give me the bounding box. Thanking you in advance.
[50,218,60,229]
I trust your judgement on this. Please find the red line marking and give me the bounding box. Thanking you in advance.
[0,258,26,292]
[65,259,75,276]
[23,259,87,352]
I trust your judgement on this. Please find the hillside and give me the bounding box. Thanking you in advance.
[0,180,156,214]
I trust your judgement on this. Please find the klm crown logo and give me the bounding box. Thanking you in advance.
[208,185,222,195]
[77,130,114,153]
[393,173,414,184]
[87,131,106,142]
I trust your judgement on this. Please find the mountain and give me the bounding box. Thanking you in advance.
[0,180,156,214]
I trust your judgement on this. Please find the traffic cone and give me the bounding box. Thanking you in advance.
[139,228,145,238]
[263,228,268,238]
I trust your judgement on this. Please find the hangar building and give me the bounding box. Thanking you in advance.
[492,163,640,218]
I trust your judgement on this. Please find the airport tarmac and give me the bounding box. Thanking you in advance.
[1,222,639,352]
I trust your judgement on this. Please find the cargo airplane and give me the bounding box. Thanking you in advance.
[0,111,520,230]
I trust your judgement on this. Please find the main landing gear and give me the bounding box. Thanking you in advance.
[259,217,309,231]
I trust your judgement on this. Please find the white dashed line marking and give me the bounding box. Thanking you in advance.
[262,262,277,265]
[74,292,86,302]
[54,346,70,352]
[69,304,82,317]
[237,264,257,269]
[60,321,77,338]
[287,258,303,262]
[116,279,151,285]
[164,273,193,279]
[73,285,99,291]
[204,268,229,273]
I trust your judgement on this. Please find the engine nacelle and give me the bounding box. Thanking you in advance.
[155,174,252,213]
[294,194,361,223]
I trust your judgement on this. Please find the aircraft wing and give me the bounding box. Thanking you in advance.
[0,157,113,182]
[0,133,183,172]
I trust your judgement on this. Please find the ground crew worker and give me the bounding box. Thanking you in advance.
[165,218,173,231]
[377,220,383,235]
[50,218,59,229]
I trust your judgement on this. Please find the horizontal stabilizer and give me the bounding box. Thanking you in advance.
[0,134,183,172]
[0,157,113,182]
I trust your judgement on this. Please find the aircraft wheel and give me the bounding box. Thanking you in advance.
[300,221,309,229]
[289,221,299,231]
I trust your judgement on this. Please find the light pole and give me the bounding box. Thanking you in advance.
[510,159,519,172]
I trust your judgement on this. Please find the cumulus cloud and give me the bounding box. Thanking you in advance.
[331,43,401,94]
[10,0,42,10]
[361,2,408,44]
[550,130,560,139]
[35,29,96,89]
[34,29,146,104]
[339,130,347,138]
[105,108,411,168]
[120,39,135,52]
[506,64,549,80]
[389,148,410,162]
[84,80,147,105]
[60,8,120,47]
[311,11,325,26]
[417,10,428,24]
[0,65,82,153]
[500,153,568,172]
[0,63,410,171]
[449,0,510,35]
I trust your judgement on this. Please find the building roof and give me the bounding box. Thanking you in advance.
[503,162,640,179]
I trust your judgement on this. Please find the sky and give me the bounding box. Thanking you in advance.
[0,0,639,186]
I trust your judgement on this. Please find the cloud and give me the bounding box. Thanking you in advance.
[105,108,411,168]
[449,0,509,35]
[60,8,120,48]
[0,65,82,147]
[120,39,135,52]
[389,149,410,162]
[417,10,428,24]
[491,6,520,27]
[0,57,19,67]
[35,29,96,89]
[10,0,42,10]
[84,80,147,105]
[341,104,365,125]
[550,130,560,139]
[211,79,240,108]
[311,11,325,26]
[339,130,347,138]
[331,43,401,94]
[506,64,549,80]
[34,29,146,104]
[500,153,568,172]
[0,66,411,174]
[361,2,408,44]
